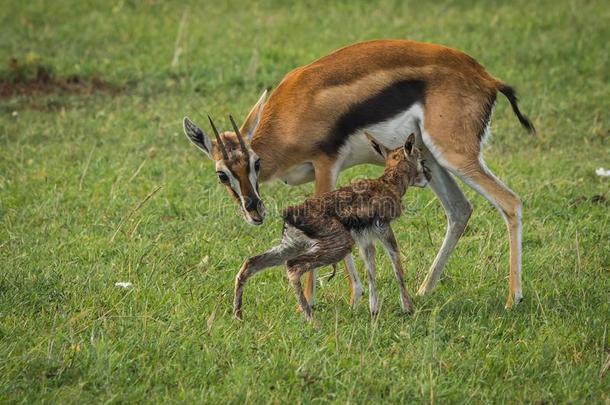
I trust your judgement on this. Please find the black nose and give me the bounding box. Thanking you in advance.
[244,196,260,211]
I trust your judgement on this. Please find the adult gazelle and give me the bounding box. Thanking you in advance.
[183,39,534,309]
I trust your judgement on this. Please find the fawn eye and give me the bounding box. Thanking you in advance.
[254,158,261,172]
[217,171,229,183]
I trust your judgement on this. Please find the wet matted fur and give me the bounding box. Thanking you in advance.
[233,133,430,320]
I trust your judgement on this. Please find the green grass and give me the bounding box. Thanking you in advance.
[1,0,609,403]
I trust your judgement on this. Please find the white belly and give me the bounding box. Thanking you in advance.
[280,162,315,186]
[277,103,424,186]
[340,103,424,169]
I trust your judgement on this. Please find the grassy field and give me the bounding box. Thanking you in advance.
[1,0,609,403]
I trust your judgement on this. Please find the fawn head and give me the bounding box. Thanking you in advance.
[366,132,431,188]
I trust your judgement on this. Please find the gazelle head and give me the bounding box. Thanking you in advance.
[183,91,268,225]
[366,132,431,188]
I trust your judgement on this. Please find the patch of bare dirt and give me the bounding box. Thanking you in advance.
[0,57,120,99]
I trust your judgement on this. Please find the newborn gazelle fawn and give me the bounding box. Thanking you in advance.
[233,133,430,320]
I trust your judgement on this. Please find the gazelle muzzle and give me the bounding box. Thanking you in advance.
[242,196,266,225]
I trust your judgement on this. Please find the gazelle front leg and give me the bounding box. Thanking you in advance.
[307,157,363,308]
[379,226,413,314]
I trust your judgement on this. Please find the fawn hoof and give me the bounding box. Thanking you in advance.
[400,293,414,314]
[402,303,414,315]
[302,307,314,321]
[369,307,379,317]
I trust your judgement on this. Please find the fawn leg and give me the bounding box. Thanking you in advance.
[234,238,302,319]
[357,242,379,316]
[379,226,413,314]
[287,264,313,320]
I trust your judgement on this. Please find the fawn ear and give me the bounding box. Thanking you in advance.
[365,132,388,158]
[183,117,214,159]
[404,133,416,156]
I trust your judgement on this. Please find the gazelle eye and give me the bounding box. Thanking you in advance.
[217,171,229,183]
[254,158,261,172]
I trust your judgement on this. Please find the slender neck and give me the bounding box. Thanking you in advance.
[249,134,278,183]
[379,165,410,197]
[248,107,292,183]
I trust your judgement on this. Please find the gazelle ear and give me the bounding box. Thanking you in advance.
[364,132,388,158]
[404,133,416,156]
[241,89,268,139]
[183,117,213,159]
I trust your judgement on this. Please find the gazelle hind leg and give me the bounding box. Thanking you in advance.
[379,226,413,314]
[417,150,472,295]
[421,94,522,307]
[454,159,523,308]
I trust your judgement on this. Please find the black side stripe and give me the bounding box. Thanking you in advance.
[317,79,426,155]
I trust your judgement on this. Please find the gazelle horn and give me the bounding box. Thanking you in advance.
[208,115,228,160]
[229,115,249,156]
